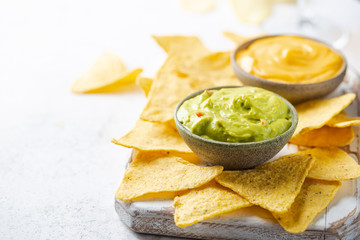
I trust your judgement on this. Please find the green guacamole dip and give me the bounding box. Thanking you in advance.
[177,87,292,143]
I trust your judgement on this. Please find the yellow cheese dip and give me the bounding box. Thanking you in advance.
[236,35,343,84]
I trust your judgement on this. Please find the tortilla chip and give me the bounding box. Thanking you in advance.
[216,153,314,213]
[290,126,354,147]
[223,31,262,46]
[136,76,153,97]
[181,0,215,13]
[112,119,192,153]
[72,52,142,93]
[115,152,223,201]
[152,35,209,55]
[272,179,341,233]
[326,111,360,128]
[293,93,356,136]
[141,36,211,122]
[174,181,252,228]
[304,147,360,181]
[176,51,242,87]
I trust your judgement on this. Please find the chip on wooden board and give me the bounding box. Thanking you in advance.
[293,93,356,136]
[72,52,142,93]
[216,153,314,213]
[141,36,211,122]
[290,126,354,147]
[272,179,341,233]
[115,152,223,201]
[174,180,252,228]
[304,147,360,181]
[326,111,360,128]
[112,119,192,153]
[176,51,241,87]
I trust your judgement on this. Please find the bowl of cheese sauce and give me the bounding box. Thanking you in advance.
[231,35,347,104]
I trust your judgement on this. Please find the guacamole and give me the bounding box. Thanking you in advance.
[177,87,292,143]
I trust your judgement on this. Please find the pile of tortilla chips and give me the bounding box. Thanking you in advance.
[73,33,360,234]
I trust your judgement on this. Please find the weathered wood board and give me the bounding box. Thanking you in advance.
[115,68,360,240]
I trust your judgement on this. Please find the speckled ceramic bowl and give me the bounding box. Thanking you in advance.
[174,86,298,170]
[231,35,347,104]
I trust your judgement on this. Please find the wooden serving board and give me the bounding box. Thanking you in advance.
[115,68,360,240]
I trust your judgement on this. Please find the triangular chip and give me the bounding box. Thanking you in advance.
[290,126,354,147]
[174,181,252,228]
[272,179,341,233]
[216,153,314,213]
[72,52,142,93]
[223,31,262,45]
[141,36,211,122]
[152,35,209,55]
[116,152,223,201]
[293,93,355,136]
[326,111,360,128]
[112,119,192,153]
[136,76,153,97]
[305,147,360,181]
[176,51,241,87]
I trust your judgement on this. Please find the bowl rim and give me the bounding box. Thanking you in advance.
[174,85,298,147]
[230,34,348,87]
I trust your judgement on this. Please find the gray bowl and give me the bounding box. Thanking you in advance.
[231,35,347,104]
[174,86,298,170]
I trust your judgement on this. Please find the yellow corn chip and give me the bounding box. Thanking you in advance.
[116,152,223,201]
[152,35,209,55]
[326,111,360,128]
[112,119,192,153]
[304,147,360,181]
[136,76,153,97]
[293,93,356,136]
[290,126,354,147]
[174,181,252,228]
[272,179,341,233]
[141,36,211,122]
[216,153,314,213]
[176,51,242,87]
[72,52,142,93]
[223,31,262,46]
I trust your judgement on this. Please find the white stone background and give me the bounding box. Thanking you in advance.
[1,0,360,239]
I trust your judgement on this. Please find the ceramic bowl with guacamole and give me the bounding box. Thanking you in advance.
[231,35,347,104]
[174,86,298,170]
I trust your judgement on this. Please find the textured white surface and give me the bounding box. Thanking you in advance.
[1,0,360,239]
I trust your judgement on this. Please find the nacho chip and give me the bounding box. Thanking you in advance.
[290,126,354,147]
[136,76,153,97]
[152,35,210,56]
[116,152,223,201]
[305,147,360,181]
[72,52,142,93]
[141,36,211,122]
[293,93,356,136]
[176,51,241,87]
[272,179,341,233]
[174,181,252,228]
[112,119,192,153]
[223,31,262,46]
[216,153,314,213]
[326,111,360,128]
